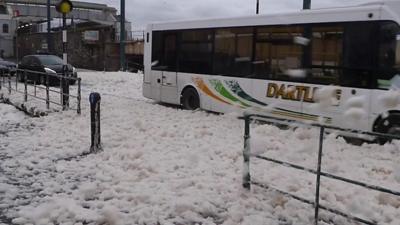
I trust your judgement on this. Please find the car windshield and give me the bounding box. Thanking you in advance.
[37,55,63,65]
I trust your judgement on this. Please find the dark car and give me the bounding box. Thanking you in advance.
[0,58,17,76]
[0,64,9,76]
[18,55,78,85]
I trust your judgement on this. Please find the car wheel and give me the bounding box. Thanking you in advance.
[343,136,365,146]
[17,72,25,82]
[181,87,200,110]
[39,75,46,86]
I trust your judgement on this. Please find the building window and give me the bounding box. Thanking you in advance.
[2,24,8,33]
[0,6,7,15]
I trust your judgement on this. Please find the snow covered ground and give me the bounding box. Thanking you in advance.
[0,72,399,225]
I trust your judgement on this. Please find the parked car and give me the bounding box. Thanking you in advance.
[18,55,78,85]
[0,64,9,76]
[0,58,17,76]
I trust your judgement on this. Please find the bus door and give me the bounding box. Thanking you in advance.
[158,33,177,104]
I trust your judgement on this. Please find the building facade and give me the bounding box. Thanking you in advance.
[0,2,16,58]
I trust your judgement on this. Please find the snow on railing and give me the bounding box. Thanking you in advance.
[0,69,81,115]
[242,114,400,225]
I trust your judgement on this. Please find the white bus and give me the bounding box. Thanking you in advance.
[143,0,400,137]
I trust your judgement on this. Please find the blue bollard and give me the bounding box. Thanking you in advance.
[90,92,102,153]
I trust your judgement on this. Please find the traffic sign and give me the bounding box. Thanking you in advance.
[56,0,73,14]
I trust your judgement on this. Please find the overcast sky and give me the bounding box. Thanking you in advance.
[81,0,377,29]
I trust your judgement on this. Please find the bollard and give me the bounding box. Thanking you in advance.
[90,92,102,153]
[15,72,17,91]
[243,115,251,190]
[46,73,50,109]
[314,126,325,225]
[77,78,81,114]
[8,73,11,94]
[24,72,27,102]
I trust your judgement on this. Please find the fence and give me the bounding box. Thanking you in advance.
[242,114,400,225]
[0,69,81,114]
[115,30,145,42]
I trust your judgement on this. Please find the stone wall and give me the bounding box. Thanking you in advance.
[16,26,130,71]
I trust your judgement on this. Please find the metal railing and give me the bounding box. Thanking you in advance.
[0,69,81,114]
[115,30,145,42]
[242,114,400,225]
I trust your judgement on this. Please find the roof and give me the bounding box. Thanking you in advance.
[148,1,400,31]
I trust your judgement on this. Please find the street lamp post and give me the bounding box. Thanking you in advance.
[56,0,73,110]
[14,18,19,63]
[302,0,312,102]
[256,0,259,14]
[47,0,51,53]
[120,0,126,71]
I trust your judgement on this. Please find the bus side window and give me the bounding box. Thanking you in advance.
[233,31,253,77]
[151,32,178,71]
[269,26,304,81]
[151,32,163,70]
[213,28,253,77]
[341,22,377,88]
[163,34,177,71]
[178,30,213,74]
[376,21,400,89]
[214,29,236,76]
[309,25,343,85]
[254,27,271,79]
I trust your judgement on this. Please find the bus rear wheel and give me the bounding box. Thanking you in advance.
[181,88,200,110]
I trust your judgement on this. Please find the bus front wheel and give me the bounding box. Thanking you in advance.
[181,88,200,110]
[375,113,400,144]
